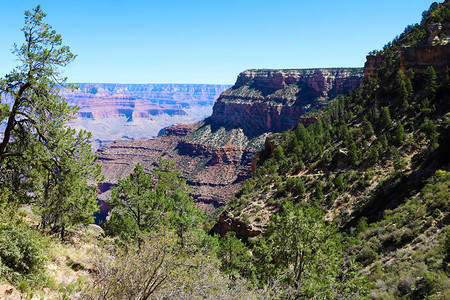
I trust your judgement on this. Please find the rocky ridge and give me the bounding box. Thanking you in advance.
[97,69,363,212]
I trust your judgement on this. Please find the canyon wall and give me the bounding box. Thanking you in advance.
[97,69,363,212]
[211,69,363,136]
[61,83,230,149]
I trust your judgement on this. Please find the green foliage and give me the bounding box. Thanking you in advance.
[348,141,360,167]
[379,107,392,130]
[285,177,305,197]
[0,6,101,239]
[218,232,255,280]
[444,226,450,264]
[421,119,439,148]
[363,117,375,139]
[356,245,378,265]
[334,173,348,191]
[0,188,49,286]
[422,169,450,212]
[425,66,438,97]
[255,202,342,297]
[393,121,405,145]
[356,217,369,234]
[107,159,204,247]
[107,163,154,239]
[37,128,102,239]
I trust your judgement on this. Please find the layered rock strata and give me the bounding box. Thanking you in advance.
[97,69,363,212]
[61,83,230,150]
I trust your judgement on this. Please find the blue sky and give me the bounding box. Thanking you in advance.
[0,0,435,84]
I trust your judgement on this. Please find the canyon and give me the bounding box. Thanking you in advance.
[61,83,230,150]
[97,68,363,212]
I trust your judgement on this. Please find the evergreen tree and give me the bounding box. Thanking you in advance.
[367,146,379,165]
[108,163,155,239]
[107,159,203,245]
[286,177,306,197]
[404,78,413,107]
[394,121,405,146]
[348,142,360,167]
[218,231,255,280]
[363,117,375,139]
[274,145,285,161]
[380,107,392,130]
[421,120,439,148]
[256,202,342,297]
[334,173,348,191]
[395,70,409,108]
[425,66,438,96]
[0,6,101,238]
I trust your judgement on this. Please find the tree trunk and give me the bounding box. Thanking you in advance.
[0,82,30,161]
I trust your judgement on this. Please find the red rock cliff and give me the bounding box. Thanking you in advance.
[212,69,362,136]
[97,69,363,212]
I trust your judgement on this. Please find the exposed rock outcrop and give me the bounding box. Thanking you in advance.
[364,22,450,81]
[97,69,363,212]
[212,69,362,137]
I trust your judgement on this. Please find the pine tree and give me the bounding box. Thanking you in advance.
[425,66,438,96]
[380,107,392,130]
[363,117,375,139]
[218,231,255,280]
[0,6,101,238]
[348,142,360,167]
[394,121,405,146]
[107,159,203,245]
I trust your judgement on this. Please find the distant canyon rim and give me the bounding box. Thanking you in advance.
[60,83,231,150]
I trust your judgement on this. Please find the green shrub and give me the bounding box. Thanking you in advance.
[397,275,415,296]
[0,207,49,285]
[444,226,450,264]
[357,245,378,265]
[0,188,49,286]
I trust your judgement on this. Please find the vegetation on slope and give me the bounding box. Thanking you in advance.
[1,2,450,299]
[217,1,450,298]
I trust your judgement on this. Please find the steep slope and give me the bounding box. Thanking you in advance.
[97,68,363,212]
[211,1,450,298]
[60,83,230,150]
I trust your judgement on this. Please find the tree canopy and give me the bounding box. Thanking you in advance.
[0,6,102,238]
[107,159,204,246]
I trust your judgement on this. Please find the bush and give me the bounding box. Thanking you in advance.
[357,245,378,265]
[397,275,415,296]
[0,190,49,285]
[444,226,450,264]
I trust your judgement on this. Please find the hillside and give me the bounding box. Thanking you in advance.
[3,2,450,299]
[97,68,363,212]
[211,1,450,298]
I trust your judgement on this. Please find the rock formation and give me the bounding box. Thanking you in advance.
[364,22,450,81]
[61,83,230,150]
[97,69,363,212]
